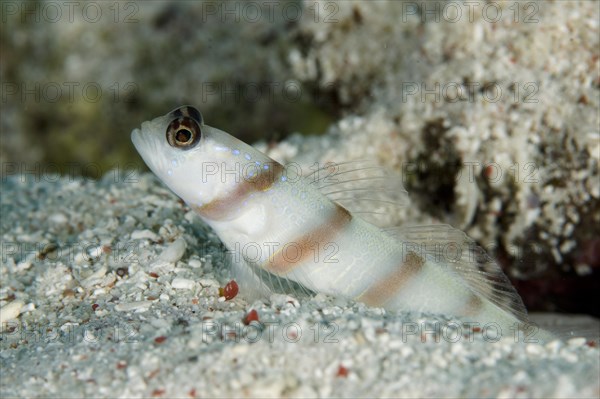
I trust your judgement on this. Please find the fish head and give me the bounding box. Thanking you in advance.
[131,105,265,211]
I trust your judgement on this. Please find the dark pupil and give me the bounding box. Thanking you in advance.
[175,129,192,143]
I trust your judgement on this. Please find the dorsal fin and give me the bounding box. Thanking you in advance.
[383,224,530,322]
[305,160,410,228]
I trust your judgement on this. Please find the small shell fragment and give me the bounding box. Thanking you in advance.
[114,300,153,312]
[158,238,186,263]
[172,277,195,290]
[81,266,108,288]
[0,301,24,327]
[131,229,161,241]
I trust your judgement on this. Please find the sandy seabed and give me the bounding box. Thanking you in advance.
[1,175,599,398]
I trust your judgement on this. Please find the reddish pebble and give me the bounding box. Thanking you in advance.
[188,389,197,398]
[221,280,239,300]
[472,327,482,333]
[151,388,165,397]
[243,309,259,325]
[336,365,349,377]
[483,165,497,180]
[92,303,99,311]
[154,336,167,344]
[116,361,127,369]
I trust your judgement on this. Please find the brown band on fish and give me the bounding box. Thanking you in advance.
[356,251,424,307]
[265,204,353,275]
[462,293,484,316]
[193,162,285,220]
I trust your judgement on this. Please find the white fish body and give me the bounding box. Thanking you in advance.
[132,106,549,341]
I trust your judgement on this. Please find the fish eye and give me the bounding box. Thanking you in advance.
[166,116,201,149]
[168,105,203,124]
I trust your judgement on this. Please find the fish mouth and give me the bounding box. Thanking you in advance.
[131,124,155,155]
[131,125,157,167]
[130,126,146,150]
[130,127,142,147]
[131,123,170,177]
